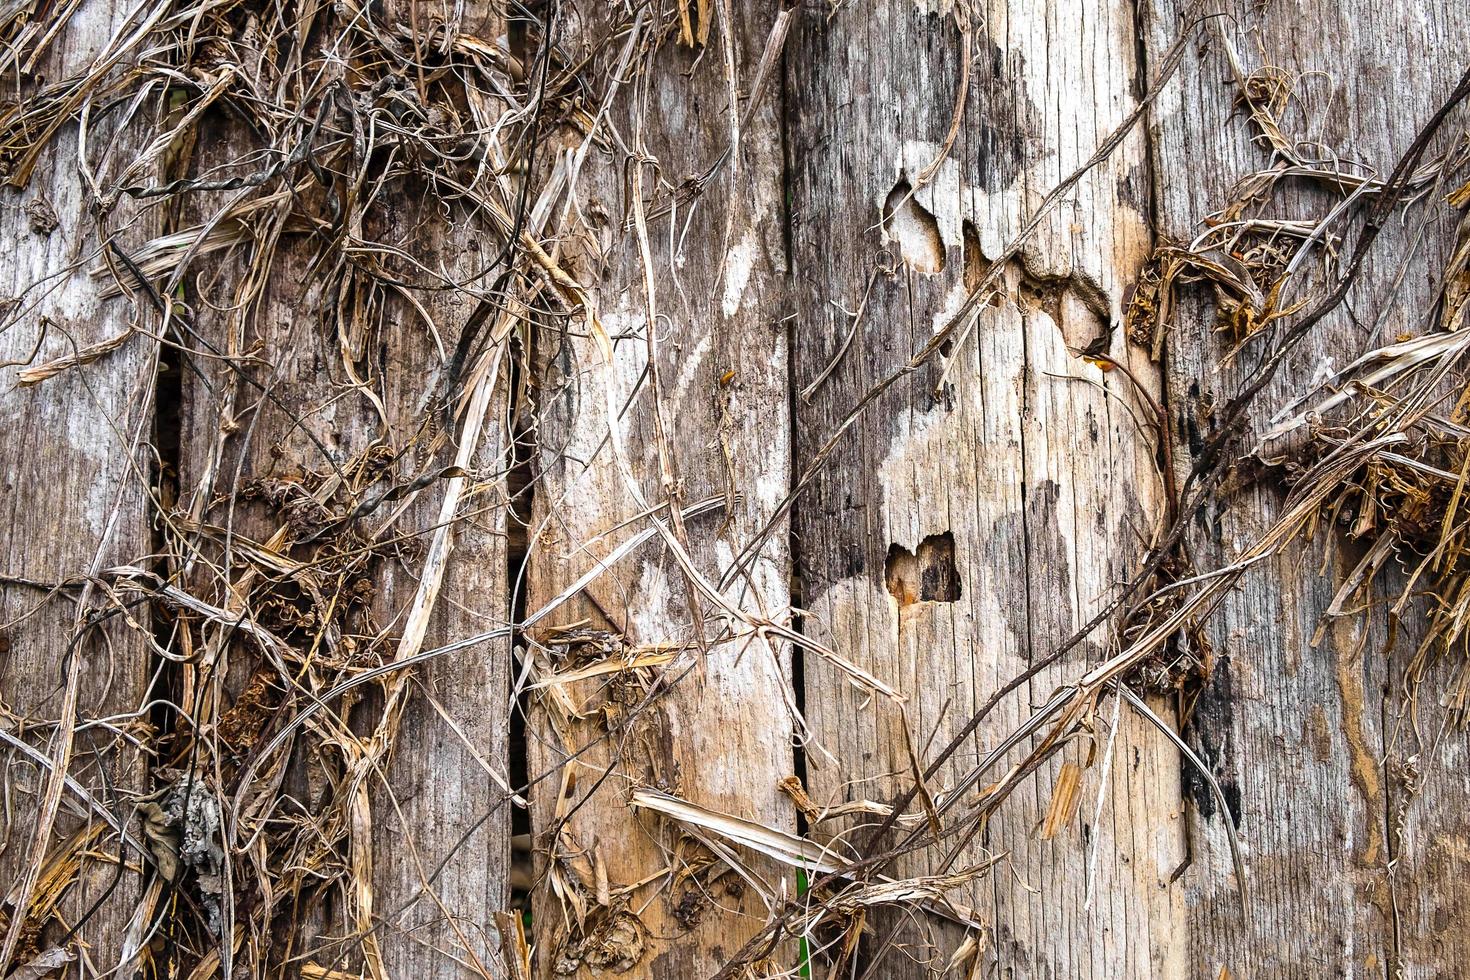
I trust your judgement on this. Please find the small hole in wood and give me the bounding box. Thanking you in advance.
[962,218,990,292]
[882,179,945,274]
[885,532,961,606]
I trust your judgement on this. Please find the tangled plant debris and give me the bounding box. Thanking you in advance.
[0,0,1467,978]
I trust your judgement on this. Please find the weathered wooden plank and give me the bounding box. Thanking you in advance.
[167,6,514,972]
[1143,0,1470,975]
[524,7,796,977]
[788,1,1183,975]
[356,13,514,977]
[0,1,157,970]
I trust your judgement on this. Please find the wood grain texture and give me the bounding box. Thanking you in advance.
[171,21,512,972]
[0,0,156,968]
[1142,0,1470,975]
[787,2,1183,976]
[524,7,796,978]
[6,1,1466,977]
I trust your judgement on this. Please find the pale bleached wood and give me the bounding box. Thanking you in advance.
[788,2,1183,976]
[524,8,796,978]
[1143,0,1470,975]
[0,0,157,969]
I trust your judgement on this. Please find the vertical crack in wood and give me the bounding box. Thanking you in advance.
[507,299,536,925]
[779,25,811,842]
[146,194,186,976]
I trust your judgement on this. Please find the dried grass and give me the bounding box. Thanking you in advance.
[1,1,1467,978]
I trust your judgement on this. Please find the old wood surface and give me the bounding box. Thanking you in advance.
[1144,1,1470,976]
[787,1,1184,976]
[171,18,514,974]
[4,0,1469,978]
[0,0,157,970]
[524,7,796,978]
